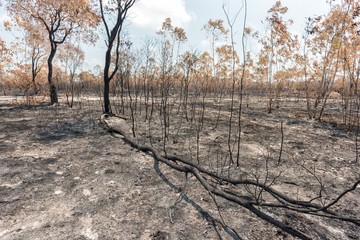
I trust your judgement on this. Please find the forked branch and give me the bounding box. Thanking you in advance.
[101,114,360,239]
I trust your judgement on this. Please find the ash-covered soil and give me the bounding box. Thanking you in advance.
[0,95,359,240]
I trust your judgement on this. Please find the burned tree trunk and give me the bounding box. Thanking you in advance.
[99,0,136,113]
[47,47,58,104]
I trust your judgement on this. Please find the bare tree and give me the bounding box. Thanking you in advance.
[60,42,85,108]
[99,0,136,113]
[223,1,242,165]
[102,115,360,240]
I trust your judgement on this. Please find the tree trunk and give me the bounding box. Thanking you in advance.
[47,48,58,104]
[104,77,111,113]
[32,73,37,94]
[103,48,112,113]
[31,56,37,93]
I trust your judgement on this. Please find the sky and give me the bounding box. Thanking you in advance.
[88,0,332,69]
[1,0,332,71]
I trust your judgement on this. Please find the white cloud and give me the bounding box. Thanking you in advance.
[201,39,229,49]
[130,0,192,30]
[0,13,11,24]
[201,39,209,47]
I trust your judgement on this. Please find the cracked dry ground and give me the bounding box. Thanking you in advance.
[0,97,359,240]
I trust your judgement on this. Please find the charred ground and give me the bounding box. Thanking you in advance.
[0,95,359,240]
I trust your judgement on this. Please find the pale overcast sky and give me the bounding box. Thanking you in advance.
[1,0,332,70]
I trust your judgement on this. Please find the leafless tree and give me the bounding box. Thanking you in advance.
[99,0,136,113]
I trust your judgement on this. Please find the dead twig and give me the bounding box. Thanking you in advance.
[101,114,360,239]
